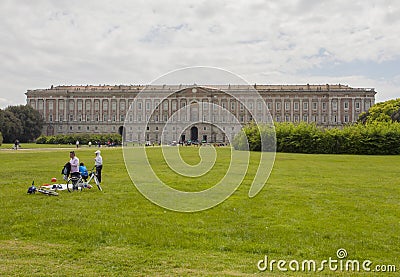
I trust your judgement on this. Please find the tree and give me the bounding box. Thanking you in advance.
[0,109,24,142]
[5,105,44,142]
[358,98,400,124]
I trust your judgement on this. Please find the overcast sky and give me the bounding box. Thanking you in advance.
[0,0,399,108]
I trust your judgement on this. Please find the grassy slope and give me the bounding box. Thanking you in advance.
[0,146,399,276]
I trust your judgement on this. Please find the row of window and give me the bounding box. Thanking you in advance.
[33,98,372,114]
[275,114,352,123]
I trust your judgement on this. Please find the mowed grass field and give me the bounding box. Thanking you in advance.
[0,145,399,276]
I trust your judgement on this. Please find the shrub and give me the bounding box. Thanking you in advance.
[236,122,400,155]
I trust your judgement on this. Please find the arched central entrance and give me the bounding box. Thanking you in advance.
[190,126,198,142]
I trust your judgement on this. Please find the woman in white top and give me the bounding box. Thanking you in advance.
[94,150,103,183]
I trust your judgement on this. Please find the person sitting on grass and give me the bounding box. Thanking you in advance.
[79,162,89,182]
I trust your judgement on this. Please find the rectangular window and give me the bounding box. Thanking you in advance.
[322,102,326,110]
[86,101,91,111]
[138,102,142,110]
[146,101,151,111]
[312,102,317,110]
[203,101,208,110]
[86,115,90,121]
[49,114,53,122]
[49,101,54,111]
[59,101,64,110]
[267,102,272,110]
[257,101,262,111]
[95,101,99,110]
[103,114,108,121]
[276,102,281,110]
[285,102,290,110]
[112,101,116,111]
[303,102,308,110]
[231,101,235,110]
[332,101,337,110]
[172,101,177,110]
[355,102,360,109]
[294,102,299,110]
[77,101,82,110]
[344,115,349,122]
[59,115,63,122]
[120,115,125,122]
[163,101,168,110]
[344,101,349,110]
[285,115,290,122]
[303,114,308,122]
[120,101,125,111]
[103,101,108,110]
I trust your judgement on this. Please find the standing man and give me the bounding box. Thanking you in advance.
[94,150,103,184]
[69,151,80,178]
[76,140,80,148]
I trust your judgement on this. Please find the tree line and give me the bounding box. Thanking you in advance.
[0,105,44,144]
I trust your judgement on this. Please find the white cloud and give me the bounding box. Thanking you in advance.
[0,0,399,108]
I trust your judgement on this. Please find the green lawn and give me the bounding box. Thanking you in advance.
[0,146,399,276]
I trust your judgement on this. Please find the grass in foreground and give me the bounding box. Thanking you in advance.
[0,146,399,276]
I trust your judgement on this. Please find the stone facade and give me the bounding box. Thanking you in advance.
[26,84,376,143]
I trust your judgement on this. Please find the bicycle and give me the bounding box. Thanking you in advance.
[66,167,102,192]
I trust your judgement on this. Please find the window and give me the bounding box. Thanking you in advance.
[138,114,142,122]
[103,101,108,111]
[312,102,317,110]
[59,101,64,110]
[49,114,53,122]
[267,102,272,110]
[138,102,142,110]
[365,101,371,110]
[312,115,317,122]
[49,101,54,111]
[87,126,90,131]
[303,114,308,122]
[112,115,116,122]
[163,101,168,110]
[69,101,74,111]
[276,115,281,122]
[294,102,299,110]
[303,102,308,110]
[94,101,99,110]
[285,102,290,110]
[103,114,108,121]
[344,115,349,123]
[332,101,337,110]
[276,102,281,110]
[59,115,63,122]
[355,102,360,109]
[120,115,125,122]
[344,101,349,110]
[294,115,299,122]
[112,101,116,111]
[78,114,82,122]
[322,102,326,110]
[86,115,90,121]
[120,101,125,111]
[154,101,159,110]
[222,101,227,109]
[172,101,177,110]
[257,101,262,111]
[240,103,244,111]
[69,114,74,121]
[180,101,186,108]
[248,102,253,110]
[86,101,91,111]
[146,101,151,111]
[231,101,235,110]
[333,115,337,123]
[77,101,82,110]
[285,115,290,122]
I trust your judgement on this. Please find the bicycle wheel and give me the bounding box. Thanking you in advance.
[67,178,77,192]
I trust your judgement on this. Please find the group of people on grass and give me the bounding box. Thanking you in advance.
[69,150,103,184]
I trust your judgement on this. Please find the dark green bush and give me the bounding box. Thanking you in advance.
[36,134,122,145]
[234,122,400,155]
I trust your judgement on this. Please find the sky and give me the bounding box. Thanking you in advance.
[0,0,399,108]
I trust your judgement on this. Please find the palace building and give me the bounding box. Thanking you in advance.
[26,84,376,143]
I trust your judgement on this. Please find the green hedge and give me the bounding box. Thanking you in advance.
[233,122,400,155]
[0,132,2,146]
[36,134,122,145]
